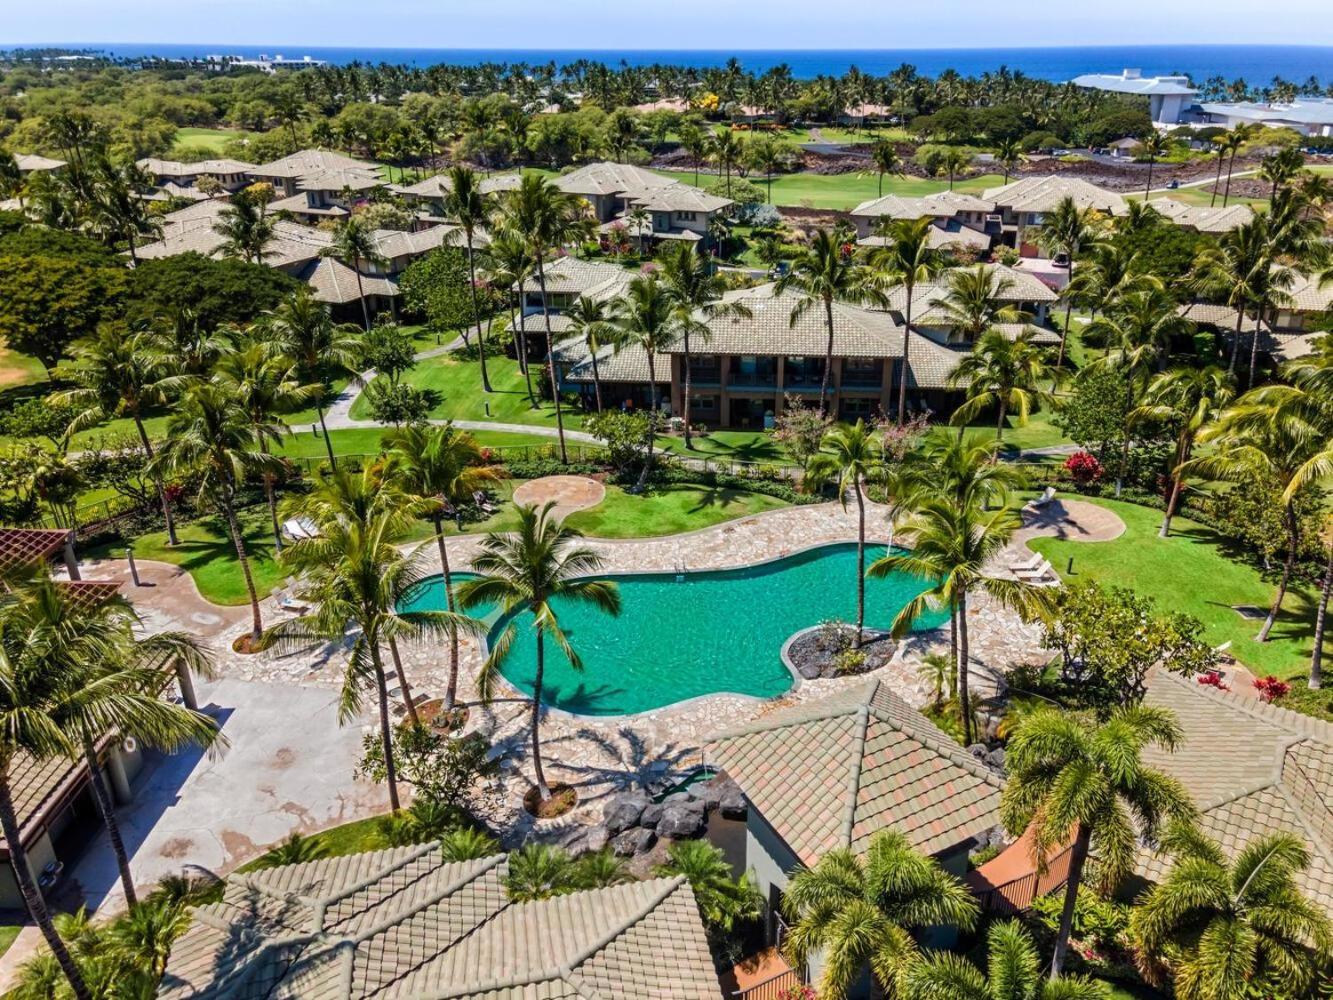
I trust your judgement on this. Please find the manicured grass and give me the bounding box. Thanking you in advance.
[651,167,1007,211]
[1028,497,1322,680]
[171,127,251,154]
[272,427,565,463]
[235,816,390,873]
[563,482,788,538]
[657,430,790,465]
[0,923,20,959]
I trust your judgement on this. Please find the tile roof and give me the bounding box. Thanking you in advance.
[851,191,995,220]
[1138,669,1333,915]
[298,168,385,194]
[158,847,721,999]
[137,158,255,178]
[857,224,992,252]
[1284,271,1333,313]
[565,342,663,385]
[708,680,1004,865]
[392,173,522,199]
[296,258,399,305]
[1148,198,1254,233]
[885,264,1059,327]
[554,162,679,198]
[629,186,732,214]
[248,149,378,181]
[14,153,66,173]
[982,176,1127,216]
[268,193,351,218]
[518,256,637,301]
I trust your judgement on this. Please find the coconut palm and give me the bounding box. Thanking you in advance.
[903,919,1108,1000]
[943,147,970,191]
[807,421,880,647]
[384,423,501,709]
[782,829,979,1000]
[559,296,619,414]
[710,128,744,198]
[442,165,494,392]
[157,383,283,644]
[213,338,321,552]
[88,160,161,264]
[270,468,480,808]
[1129,366,1234,537]
[263,289,365,470]
[1189,218,1274,378]
[870,139,902,198]
[654,839,762,935]
[1220,125,1253,208]
[482,229,537,404]
[323,216,385,331]
[1210,130,1245,208]
[456,502,621,802]
[495,173,590,463]
[868,217,940,423]
[935,263,1028,343]
[1141,131,1169,197]
[50,324,184,545]
[995,137,1022,183]
[1036,199,1101,385]
[1001,705,1195,978]
[611,274,680,490]
[777,228,887,414]
[1259,146,1306,200]
[870,494,1043,745]
[625,203,652,252]
[213,189,275,265]
[949,329,1052,441]
[1130,824,1331,1000]
[657,242,751,448]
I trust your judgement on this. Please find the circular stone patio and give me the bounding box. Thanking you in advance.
[1019,498,1127,543]
[511,475,606,520]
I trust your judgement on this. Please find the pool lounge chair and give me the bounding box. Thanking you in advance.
[1024,486,1057,511]
[473,491,499,514]
[1013,557,1055,582]
[282,517,320,541]
[1009,551,1045,573]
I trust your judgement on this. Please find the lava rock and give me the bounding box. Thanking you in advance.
[984,748,1007,773]
[639,802,665,829]
[611,827,657,857]
[657,801,707,839]
[719,790,749,820]
[603,792,649,836]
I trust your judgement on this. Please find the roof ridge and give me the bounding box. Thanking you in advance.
[865,684,1008,791]
[343,852,508,945]
[299,842,442,920]
[841,703,872,848]
[706,680,878,744]
[1155,668,1333,746]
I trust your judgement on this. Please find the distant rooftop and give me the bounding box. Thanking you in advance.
[1197,96,1333,127]
[1071,68,1198,97]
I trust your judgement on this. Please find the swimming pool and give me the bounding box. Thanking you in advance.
[398,543,947,716]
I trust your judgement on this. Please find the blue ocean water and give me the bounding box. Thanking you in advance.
[32,43,1333,84]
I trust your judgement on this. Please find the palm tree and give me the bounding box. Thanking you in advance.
[1141,131,1169,197]
[625,203,652,253]
[870,494,1042,745]
[746,135,785,204]
[943,147,970,191]
[483,230,537,403]
[934,263,1028,343]
[263,289,364,471]
[710,128,744,198]
[1188,217,1279,380]
[1036,197,1100,385]
[495,173,589,464]
[439,826,499,861]
[1129,366,1234,537]
[505,844,580,901]
[777,229,886,414]
[995,137,1022,183]
[654,839,762,935]
[560,296,619,414]
[611,275,680,490]
[213,189,275,264]
[1259,146,1306,200]
[157,384,282,644]
[213,338,320,552]
[1221,125,1254,207]
[324,217,385,331]
[904,919,1108,1000]
[948,329,1051,440]
[23,577,222,909]
[657,242,751,449]
[807,421,880,647]
[270,468,479,808]
[1130,824,1331,1000]
[1210,131,1244,208]
[868,217,939,424]
[456,502,621,802]
[1001,705,1195,978]
[51,324,184,545]
[89,160,161,264]
[384,423,501,709]
[442,165,494,392]
[783,830,979,1000]
[870,139,902,198]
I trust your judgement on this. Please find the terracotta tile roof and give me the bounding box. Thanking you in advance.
[159,847,721,999]
[708,680,1004,865]
[0,528,71,575]
[518,257,637,301]
[982,176,1127,216]
[1138,669,1333,915]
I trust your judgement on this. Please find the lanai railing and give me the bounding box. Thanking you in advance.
[967,826,1076,916]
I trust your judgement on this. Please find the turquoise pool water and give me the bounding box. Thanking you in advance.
[399,543,946,716]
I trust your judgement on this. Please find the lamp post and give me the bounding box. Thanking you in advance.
[126,544,141,587]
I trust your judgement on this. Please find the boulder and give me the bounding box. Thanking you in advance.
[719,789,748,820]
[656,802,707,839]
[662,792,699,807]
[639,802,665,829]
[603,792,649,836]
[563,825,609,855]
[611,827,657,857]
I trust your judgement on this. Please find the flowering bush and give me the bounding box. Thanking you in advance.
[1197,670,1230,692]
[1253,675,1291,703]
[777,987,818,1000]
[1063,450,1103,487]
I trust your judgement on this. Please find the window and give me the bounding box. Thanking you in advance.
[676,211,698,222]
[692,395,717,411]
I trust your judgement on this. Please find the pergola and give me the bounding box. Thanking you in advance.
[0,527,82,581]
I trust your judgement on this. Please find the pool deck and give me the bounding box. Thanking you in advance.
[105,500,1052,854]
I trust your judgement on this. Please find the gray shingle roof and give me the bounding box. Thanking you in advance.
[885,264,1059,328]
[158,848,721,999]
[1139,669,1333,915]
[14,153,66,173]
[982,176,1127,216]
[708,680,1004,865]
[554,162,678,198]
[297,258,399,305]
[851,191,994,220]
[248,149,378,181]
[518,257,637,301]
[1148,198,1254,233]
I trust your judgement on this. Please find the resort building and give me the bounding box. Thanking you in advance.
[850,191,998,254]
[1182,268,1333,361]
[1138,669,1333,916]
[14,153,67,176]
[982,176,1127,256]
[135,157,255,194]
[887,262,1061,333]
[518,255,637,316]
[706,680,1005,987]
[245,149,382,199]
[1147,198,1255,233]
[1070,69,1199,124]
[1196,96,1333,137]
[158,847,723,999]
[554,161,733,245]
[390,172,521,226]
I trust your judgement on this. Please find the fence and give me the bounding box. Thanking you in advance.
[971,842,1076,916]
[732,967,803,1000]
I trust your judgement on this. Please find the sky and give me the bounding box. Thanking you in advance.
[6,0,1333,50]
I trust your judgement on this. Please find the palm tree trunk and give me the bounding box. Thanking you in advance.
[1211,150,1224,207]
[536,255,568,465]
[516,309,537,404]
[386,636,420,727]
[134,414,178,547]
[1160,438,1188,538]
[949,605,959,698]
[682,330,694,449]
[80,733,137,908]
[957,590,972,745]
[531,628,550,799]
[316,399,338,472]
[1223,148,1238,208]
[264,472,282,554]
[1229,306,1244,375]
[634,353,659,492]
[1115,380,1133,498]
[590,350,604,414]
[354,264,371,332]
[433,513,462,710]
[1309,542,1332,690]
[0,768,91,1000]
[878,171,884,198]
[897,286,914,424]
[820,297,835,415]
[221,492,263,641]
[1050,823,1093,979]
[1247,307,1265,390]
[370,643,401,811]
[854,481,865,648]
[466,232,492,393]
[1258,500,1298,642]
[1051,296,1074,393]
[1145,155,1155,199]
[996,398,1007,440]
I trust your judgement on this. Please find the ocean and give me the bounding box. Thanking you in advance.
[30,43,1333,84]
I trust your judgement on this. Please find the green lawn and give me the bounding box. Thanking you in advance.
[651,167,1007,210]
[657,429,790,465]
[235,816,390,874]
[272,427,564,463]
[171,127,251,154]
[564,482,788,538]
[0,923,19,959]
[0,347,49,391]
[1028,497,1322,680]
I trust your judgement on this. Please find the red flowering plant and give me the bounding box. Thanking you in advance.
[777,988,818,1000]
[1253,675,1291,703]
[1063,450,1103,488]
[1197,670,1230,692]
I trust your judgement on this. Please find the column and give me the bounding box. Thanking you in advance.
[175,660,199,711]
[62,534,81,581]
[670,356,684,416]
[773,356,785,418]
[718,356,732,428]
[106,747,132,805]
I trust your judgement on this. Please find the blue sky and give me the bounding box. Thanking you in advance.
[7,1,1333,49]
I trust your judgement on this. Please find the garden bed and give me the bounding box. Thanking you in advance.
[782,622,896,680]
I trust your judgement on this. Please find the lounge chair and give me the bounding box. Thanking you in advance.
[1013,558,1054,580]
[473,491,499,514]
[1009,551,1045,573]
[278,593,312,614]
[1024,486,1057,511]
[282,517,319,541]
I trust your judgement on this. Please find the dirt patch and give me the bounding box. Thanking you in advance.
[272,747,297,769]
[158,836,195,860]
[220,829,259,866]
[524,783,577,819]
